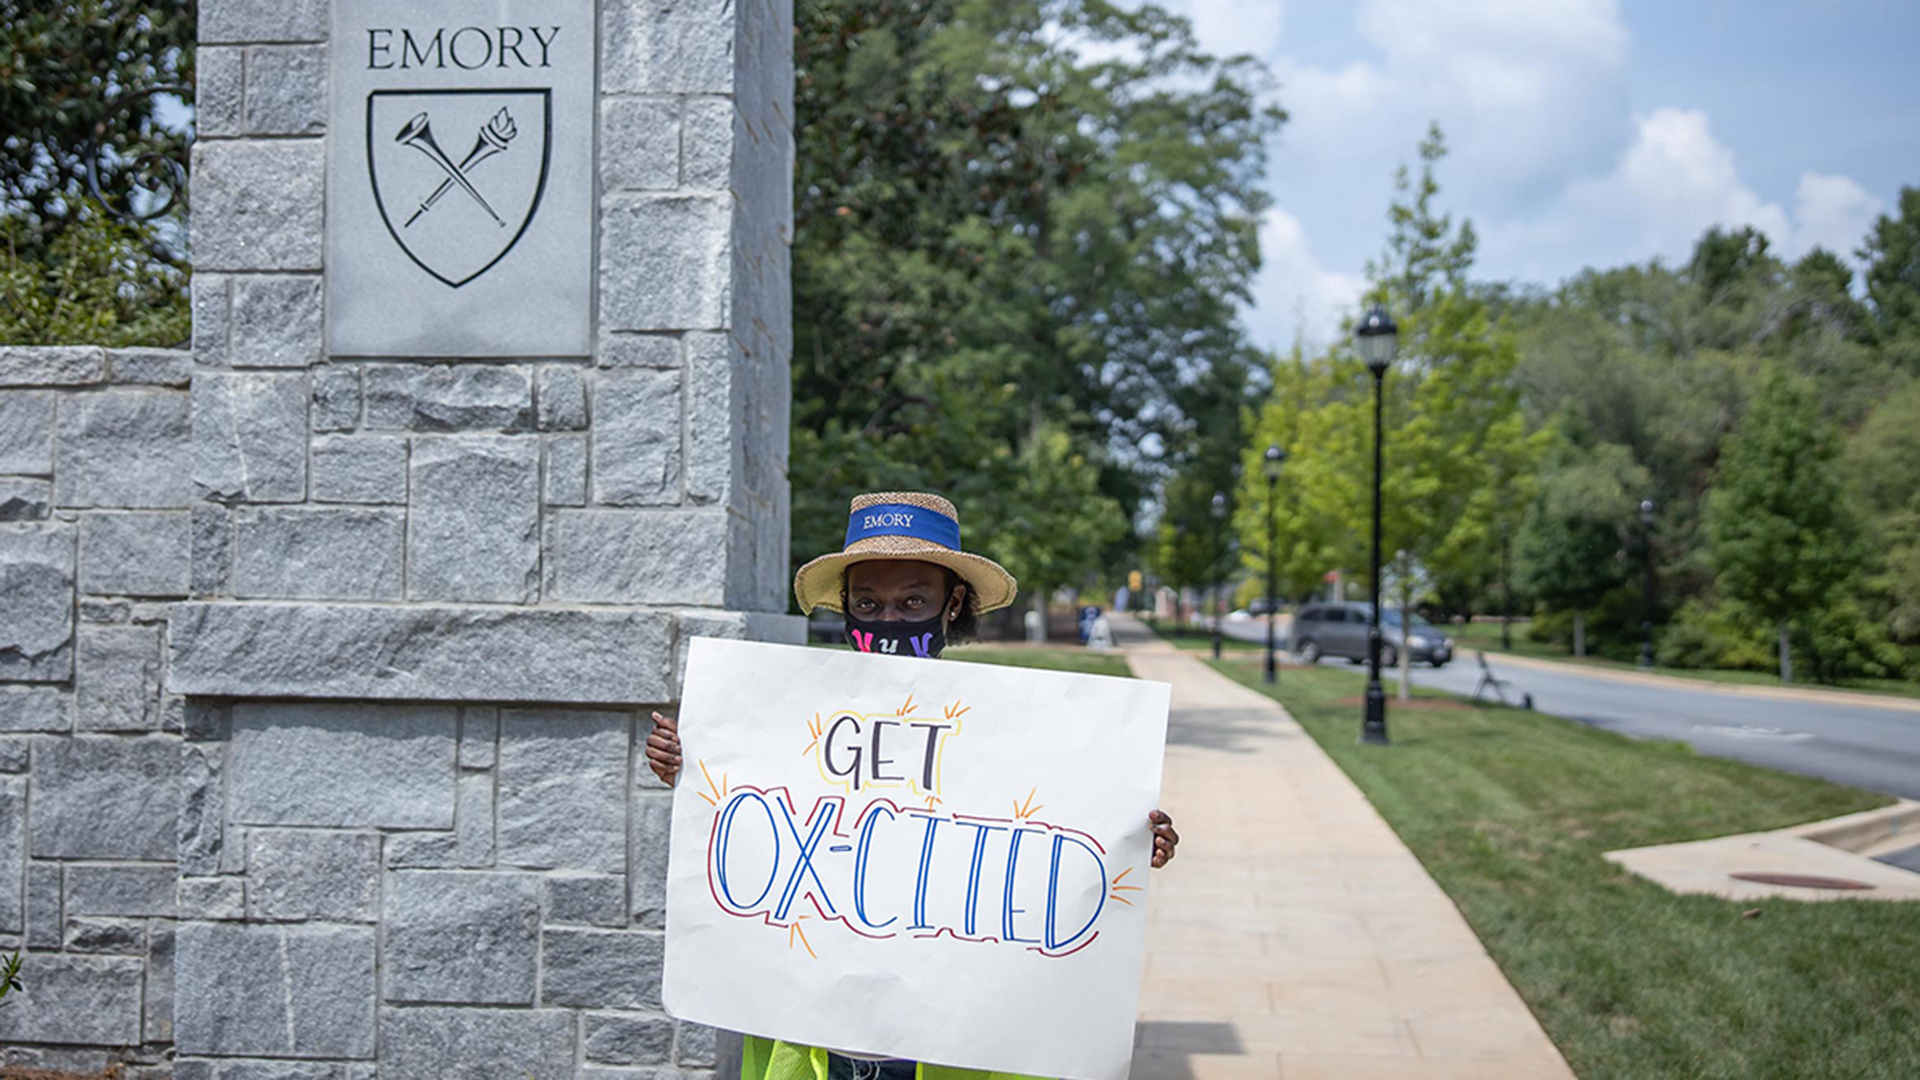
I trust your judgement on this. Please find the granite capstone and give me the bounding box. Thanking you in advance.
[0,346,106,387]
[167,602,676,704]
[111,348,194,387]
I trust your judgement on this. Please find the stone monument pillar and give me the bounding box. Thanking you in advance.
[0,0,794,1073]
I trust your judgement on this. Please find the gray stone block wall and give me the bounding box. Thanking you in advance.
[0,345,192,1076]
[1,0,795,1072]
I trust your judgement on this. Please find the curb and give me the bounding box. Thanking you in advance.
[1484,651,1920,714]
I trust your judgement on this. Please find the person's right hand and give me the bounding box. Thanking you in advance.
[645,711,682,785]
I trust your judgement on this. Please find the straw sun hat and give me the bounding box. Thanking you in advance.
[793,492,1019,616]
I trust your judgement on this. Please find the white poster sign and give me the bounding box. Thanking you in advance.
[663,639,1171,1080]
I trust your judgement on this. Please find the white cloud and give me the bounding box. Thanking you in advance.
[1243,207,1369,353]
[1482,108,1884,281]
[1790,172,1883,262]
[1280,0,1631,203]
[1185,0,1285,64]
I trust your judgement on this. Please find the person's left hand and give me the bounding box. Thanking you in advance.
[1148,809,1180,868]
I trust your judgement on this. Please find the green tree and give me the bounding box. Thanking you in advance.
[1,204,188,346]
[789,0,1283,614]
[1514,422,1650,656]
[1234,351,1361,608]
[1859,185,1920,371]
[1,0,193,345]
[979,425,1129,634]
[1706,368,1866,682]
[1363,125,1543,695]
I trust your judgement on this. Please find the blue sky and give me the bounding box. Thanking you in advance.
[1148,0,1920,352]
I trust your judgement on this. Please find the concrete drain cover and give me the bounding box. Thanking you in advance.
[1729,871,1875,891]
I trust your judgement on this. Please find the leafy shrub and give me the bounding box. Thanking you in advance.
[0,204,189,347]
[1656,599,1773,671]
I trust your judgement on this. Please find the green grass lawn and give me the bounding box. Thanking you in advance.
[1449,620,1920,701]
[1215,660,1916,1080]
[947,644,1134,679]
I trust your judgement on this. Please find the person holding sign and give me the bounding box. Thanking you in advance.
[646,491,1179,1080]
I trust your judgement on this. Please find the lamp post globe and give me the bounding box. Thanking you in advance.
[1640,498,1656,670]
[1263,444,1286,684]
[1211,490,1228,660]
[1356,303,1399,373]
[1357,303,1396,745]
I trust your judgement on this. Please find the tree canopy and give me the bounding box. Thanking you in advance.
[790,0,1283,622]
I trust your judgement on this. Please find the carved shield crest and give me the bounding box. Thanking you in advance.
[366,88,553,288]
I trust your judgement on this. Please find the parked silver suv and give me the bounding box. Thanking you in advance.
[1289,602,1454,668]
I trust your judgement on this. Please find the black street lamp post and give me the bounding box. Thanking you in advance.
[1356,304,1398,745]
[1211,491,1227,661]
[1640,498,1656,670]
[1263,444,1285,684]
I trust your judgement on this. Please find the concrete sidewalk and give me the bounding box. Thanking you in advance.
[1123,630,1577,1080]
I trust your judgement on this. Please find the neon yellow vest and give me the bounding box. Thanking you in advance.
[741,1037,1050,1080]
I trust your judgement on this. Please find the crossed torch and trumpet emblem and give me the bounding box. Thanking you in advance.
[395,107,518,228]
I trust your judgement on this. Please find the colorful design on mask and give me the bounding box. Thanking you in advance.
[850,628,875,652]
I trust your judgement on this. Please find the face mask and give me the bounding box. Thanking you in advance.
[845,611,947,659]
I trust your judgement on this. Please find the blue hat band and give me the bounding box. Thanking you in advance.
[845,502,962,550]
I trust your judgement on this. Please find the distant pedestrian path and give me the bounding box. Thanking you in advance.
[1120,619,1575,1080]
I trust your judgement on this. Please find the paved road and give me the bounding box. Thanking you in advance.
[1210,617,1920,801]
